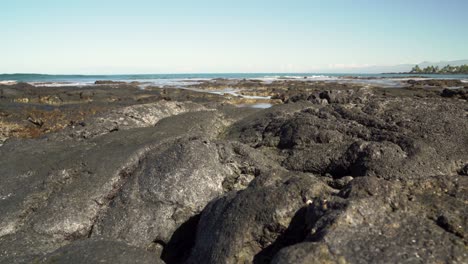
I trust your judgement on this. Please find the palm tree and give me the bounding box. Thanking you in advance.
[410,65,422,73]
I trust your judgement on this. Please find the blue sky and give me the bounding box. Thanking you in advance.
[1,0,467,74]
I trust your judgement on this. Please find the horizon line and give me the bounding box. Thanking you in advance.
[2,59,467,76]
[0,72,377,76]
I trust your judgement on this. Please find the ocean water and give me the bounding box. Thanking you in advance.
[1,73,468,87]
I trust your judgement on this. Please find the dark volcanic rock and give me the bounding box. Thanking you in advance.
[188,170,335,264]
[93,140,251,245]
[226,94,467,180]
[35,239,162,264]
[0,105,253,262]
[441,87,468,100]
[50,101,208,140]
[407,79,464,87]
[1,83,467,264]
[272,176,468,264]
[92,140,277,264]
[287,88,373,104]
[94,80,128,85]
[459,164,468,176]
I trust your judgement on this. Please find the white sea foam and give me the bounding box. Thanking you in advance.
[134,78,208,88]
[188,87,271,100]
[238,94,272,99]
[0,80,17,85]
[338,78,404,88]
[285,75,335,80]
[236,103,272,109]
[31,82,93,87]
[257,75,337,83]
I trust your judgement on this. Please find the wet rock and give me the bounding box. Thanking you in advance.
[407,79,464,87]
[0,87,22,98]
[441,87,468,100]
[94,80,128,85]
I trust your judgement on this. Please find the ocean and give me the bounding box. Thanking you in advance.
[1,73,467,87]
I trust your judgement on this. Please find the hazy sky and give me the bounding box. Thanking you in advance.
[1,0,467,74]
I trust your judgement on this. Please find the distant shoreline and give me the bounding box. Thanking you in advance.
[382,72,468,75]
[392,64,468,75]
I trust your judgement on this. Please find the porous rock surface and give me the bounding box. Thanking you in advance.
[0,83,467,264]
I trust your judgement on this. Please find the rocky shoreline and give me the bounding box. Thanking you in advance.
[0,80,467,263]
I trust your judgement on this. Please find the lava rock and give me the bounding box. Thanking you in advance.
[227,95,468,180]
[188,170,335,264]
[35,239,162,264]
[407,79,464,87]
[441,88,468,100]
[273,176,468,263]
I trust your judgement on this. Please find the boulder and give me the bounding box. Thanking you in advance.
[188,170,335,264]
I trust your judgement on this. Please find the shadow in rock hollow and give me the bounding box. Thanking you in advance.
[253,207,309,264]
[161,213,201,264]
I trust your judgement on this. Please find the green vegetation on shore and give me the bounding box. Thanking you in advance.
[410,64,468,74]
